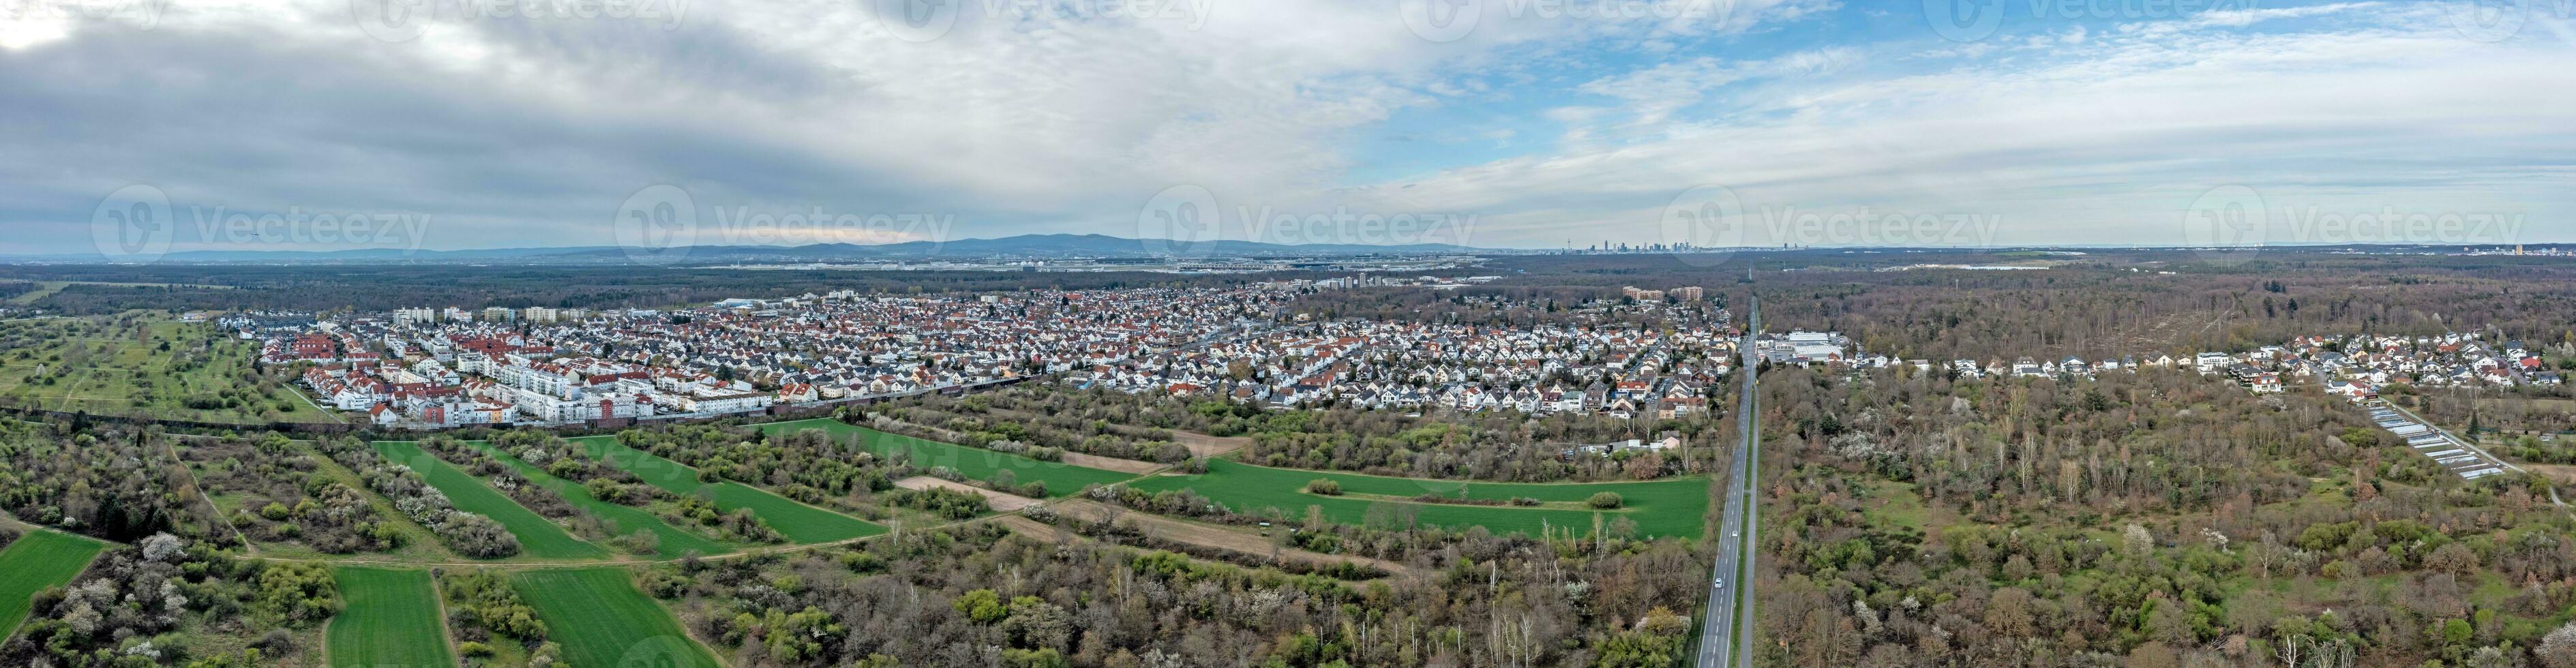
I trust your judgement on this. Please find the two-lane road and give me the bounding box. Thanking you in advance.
[1697,297,1761,668]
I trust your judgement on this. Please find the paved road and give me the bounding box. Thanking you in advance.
[1697,297,1761,668]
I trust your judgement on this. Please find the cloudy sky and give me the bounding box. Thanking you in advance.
[1,0,2571,255]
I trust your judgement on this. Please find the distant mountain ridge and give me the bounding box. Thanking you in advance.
[7,234,1495,263]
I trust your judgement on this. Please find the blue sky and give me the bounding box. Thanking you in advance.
[1,0,2569,255]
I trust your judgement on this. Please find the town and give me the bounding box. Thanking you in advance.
[245,280,1750,429]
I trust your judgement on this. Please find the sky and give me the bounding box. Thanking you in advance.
[1,0,2571,256]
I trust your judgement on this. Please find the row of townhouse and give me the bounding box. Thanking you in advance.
[273,287,1292,425]
[1068,318,1733,419]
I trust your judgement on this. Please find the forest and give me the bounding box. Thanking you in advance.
[1296,250,2576,363]
[875,384,1724,482]
[1746,363,2576,667]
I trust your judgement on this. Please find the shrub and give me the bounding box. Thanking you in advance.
[1587,491,1623,509]
[1303,479,1342,496]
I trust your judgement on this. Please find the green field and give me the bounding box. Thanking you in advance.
[327,567,453,668]
[0,317,333,424]
[457,440,736,558]
[368,441,610,560]
[0,529,107,641]
[754,419,1139,496]
[509,568,719,668]
[563,435,886,544]
[1130,459,1711,538]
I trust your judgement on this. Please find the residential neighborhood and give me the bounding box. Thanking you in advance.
[245,281,1754,427]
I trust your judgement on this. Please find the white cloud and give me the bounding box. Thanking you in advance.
[0,0,2567,254]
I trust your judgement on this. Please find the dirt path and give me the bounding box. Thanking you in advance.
[1043,499,1416,579]
[1057,452,1162,474]
[895,476,1045,512]
[1171,431,1249,458]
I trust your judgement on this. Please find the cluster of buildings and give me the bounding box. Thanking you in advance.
[1620,285,1707,302]
[2268,333,2560,399]
[256,286,1301,427]
[1068,319,1734,419]
[245,277,1763,427]
[1749,329,2559,403]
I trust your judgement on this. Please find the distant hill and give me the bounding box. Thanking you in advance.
[6,234,1493,264]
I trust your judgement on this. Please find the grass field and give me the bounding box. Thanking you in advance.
[0,529,108,641]
[563,435,887,544]
[1130,458,1711,538]
[327,567,454,668]
[457,440,736,558]
[755,419,1139,497]
[368,441,610,560]
[0,317,331,423]
[509,568,720,668]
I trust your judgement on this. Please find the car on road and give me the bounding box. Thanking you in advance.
[1713,577,1725,589]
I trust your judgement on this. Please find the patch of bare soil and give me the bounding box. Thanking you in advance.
[1057,452,1161,474]
[895,476,1044,512]
[2520,462,2576,485]
[1172,431,1250,457]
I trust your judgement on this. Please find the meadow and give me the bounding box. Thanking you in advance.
[509,568,720,668]
[1130,459,1711,538]
[0,529,107,640]
[0,317,331,424]
[563,435,886,544]
[326,567,453,668]
[755,419,1139,496]
[369,441,610,560]
[459,440,736,558]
